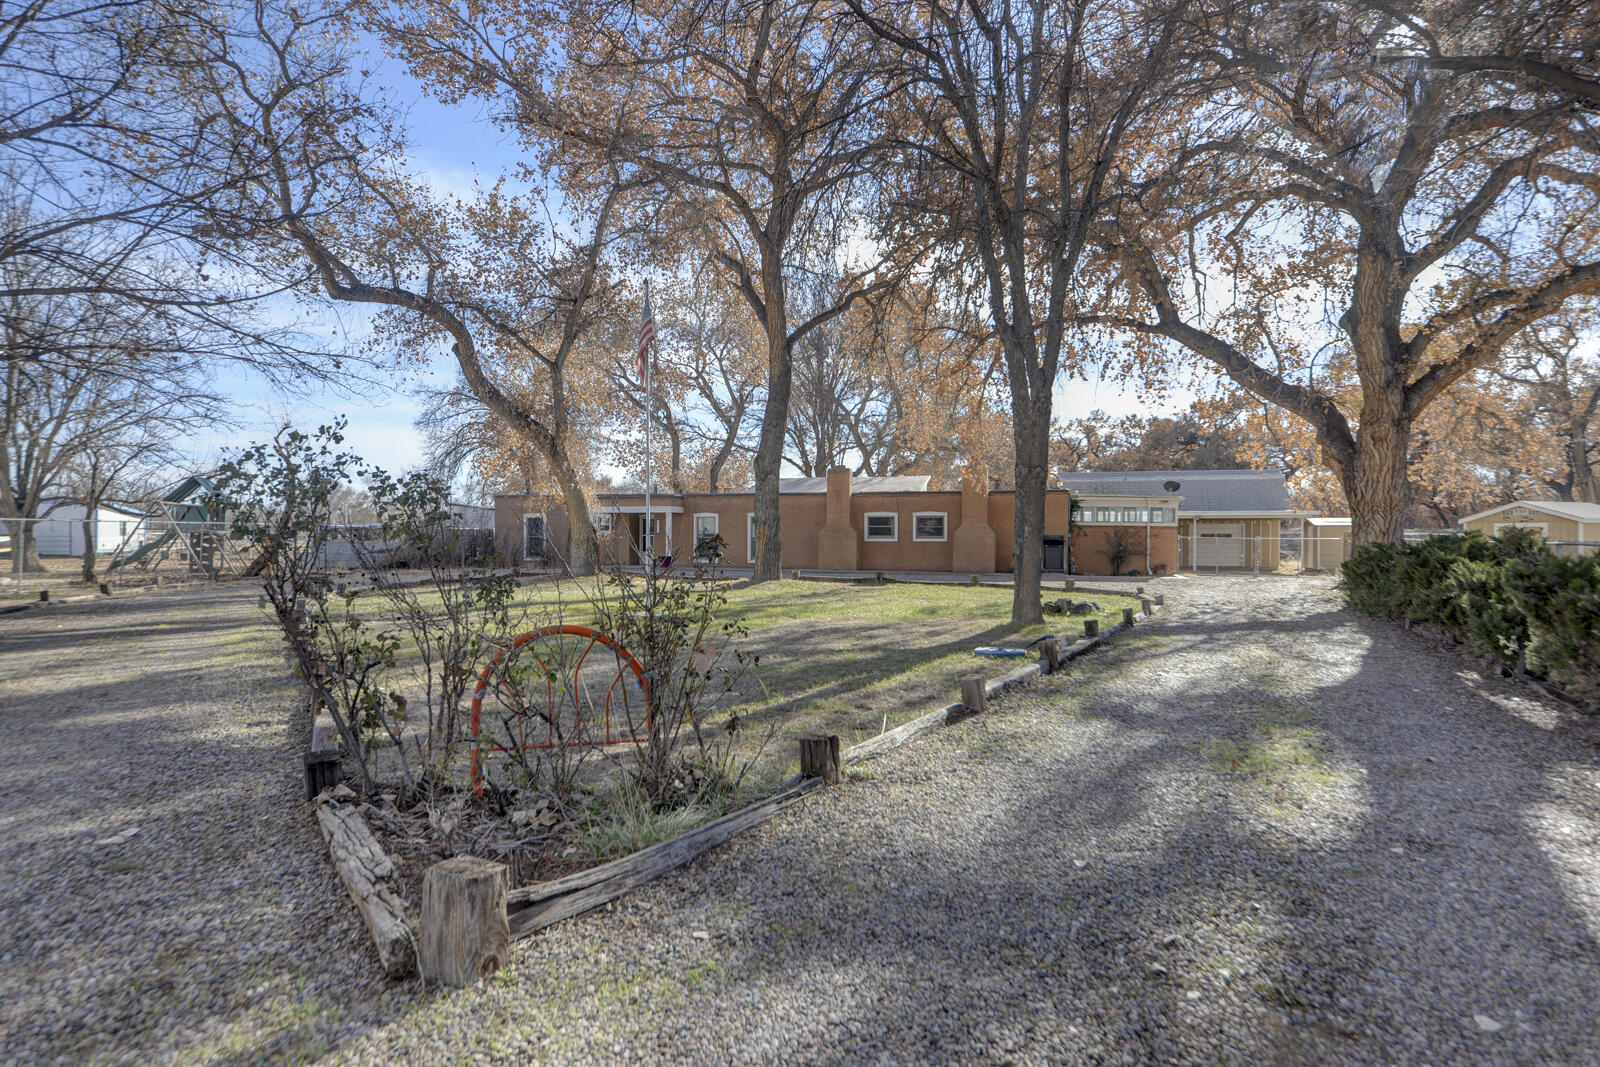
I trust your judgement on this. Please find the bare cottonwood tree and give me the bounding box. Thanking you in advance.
[381,0,899,582]
[172,2,633,574]
[845,0,1191,621]
[1103,1,1600,543]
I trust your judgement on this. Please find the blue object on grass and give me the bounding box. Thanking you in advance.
[973,646,1027,658]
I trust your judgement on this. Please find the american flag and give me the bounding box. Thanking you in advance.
[636,287,655,384]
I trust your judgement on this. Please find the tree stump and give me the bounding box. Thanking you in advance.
[1083,618,1099,638]
[419,856,510,987]
[1154,593,1165,607]
[959,674,988,714]
[799,735,842,784]
[37,590,48,602]
[1123,607,1135,627]
[1142,598,1153,616]
[303,751,342,800]
[1037,638,1060,674]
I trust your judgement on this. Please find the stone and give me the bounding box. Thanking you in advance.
[1474,1015,1504,1033]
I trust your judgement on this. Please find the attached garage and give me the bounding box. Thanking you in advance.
[1195,524,1246,568]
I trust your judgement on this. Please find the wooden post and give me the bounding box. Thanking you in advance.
[1123,607,1135,626]
[959,674,987,714]
[1083,618,1099,638]
[1154,593,1164,607]
[420,856,510,986]
[799,735,842,784]
[38,589,48,602]
[1142,598,1153,616]
[1037,637,1060,674]
[303,751,342,800]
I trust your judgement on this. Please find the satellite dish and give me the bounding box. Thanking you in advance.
[1163,480,1181,493]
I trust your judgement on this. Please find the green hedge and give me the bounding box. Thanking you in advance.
[1338,531,1600,707]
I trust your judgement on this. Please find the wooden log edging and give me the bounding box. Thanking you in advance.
[314,799,417,977]
[438,601,1162,966]
[505,776,825,938]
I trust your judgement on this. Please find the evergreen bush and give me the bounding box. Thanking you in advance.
[1338,530,1599,708]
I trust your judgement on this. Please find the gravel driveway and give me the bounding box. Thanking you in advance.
[4,576,1599,1065]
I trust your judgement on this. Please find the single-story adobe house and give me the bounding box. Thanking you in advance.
[1458,500,1600,554]
[495,466,1183,576]
[1057,469,1302,571]
[1301,516,1354,571]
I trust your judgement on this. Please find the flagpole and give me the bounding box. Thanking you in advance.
[642,281,653,586]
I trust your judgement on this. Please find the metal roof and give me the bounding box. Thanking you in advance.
[1058,469,1290,513]
[1458,499,1600,525]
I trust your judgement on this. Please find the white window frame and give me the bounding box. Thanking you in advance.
[864,512,899,542]
[591,511,613,535]
[693,513,720,560]
[912,511,948,542]
[522,513,547,561]
[1094,507,1114,523]
[747,512,756,563]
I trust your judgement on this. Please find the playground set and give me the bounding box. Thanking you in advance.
[104,475,254,579]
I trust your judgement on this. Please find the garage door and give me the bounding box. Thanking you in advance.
[1197,524,1246,568]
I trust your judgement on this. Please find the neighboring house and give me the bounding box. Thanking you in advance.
[496,467,1182,576]
[32,502,149,556]
[1301,517,1353,571]
[1058,469,1302,571]
[1458,500,1600,556]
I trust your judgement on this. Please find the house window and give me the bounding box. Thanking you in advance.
[592,512,613,534]
[1149,507,1166,523]
[864,513,898,542]
[1094,507,1114,523]
[693,513,720,560]
[523,514,546,560]
[1122,507,1143,522]
[747,512,756,563]
[913,512,947,542]
[640,514,660,557]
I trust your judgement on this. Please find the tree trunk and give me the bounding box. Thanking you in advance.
[751,259,791,585]
[5,519,45,575]
[550,456,597,577]
[1010,396,1049,625]
[80,516,96,583]
[1347,405,1411,544]
[1569,423,1596,503]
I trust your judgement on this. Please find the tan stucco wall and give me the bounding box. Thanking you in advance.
[498,486,1083,573]
[1072,525,1179,576]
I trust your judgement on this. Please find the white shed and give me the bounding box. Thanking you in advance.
[33,503,150,556]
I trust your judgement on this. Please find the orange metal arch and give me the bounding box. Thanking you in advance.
[469,625,649,793]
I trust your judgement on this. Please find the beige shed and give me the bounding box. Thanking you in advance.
[1458,501,1600,557]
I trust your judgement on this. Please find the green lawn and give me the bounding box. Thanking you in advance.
[440,575,1140,784]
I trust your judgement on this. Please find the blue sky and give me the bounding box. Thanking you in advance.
[202,37,1193,481]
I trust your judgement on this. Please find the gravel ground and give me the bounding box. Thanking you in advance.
[0,584,425,1065]
[4,575,1599,1065]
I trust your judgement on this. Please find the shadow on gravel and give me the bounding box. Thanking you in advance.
[681,599,1600,1065]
